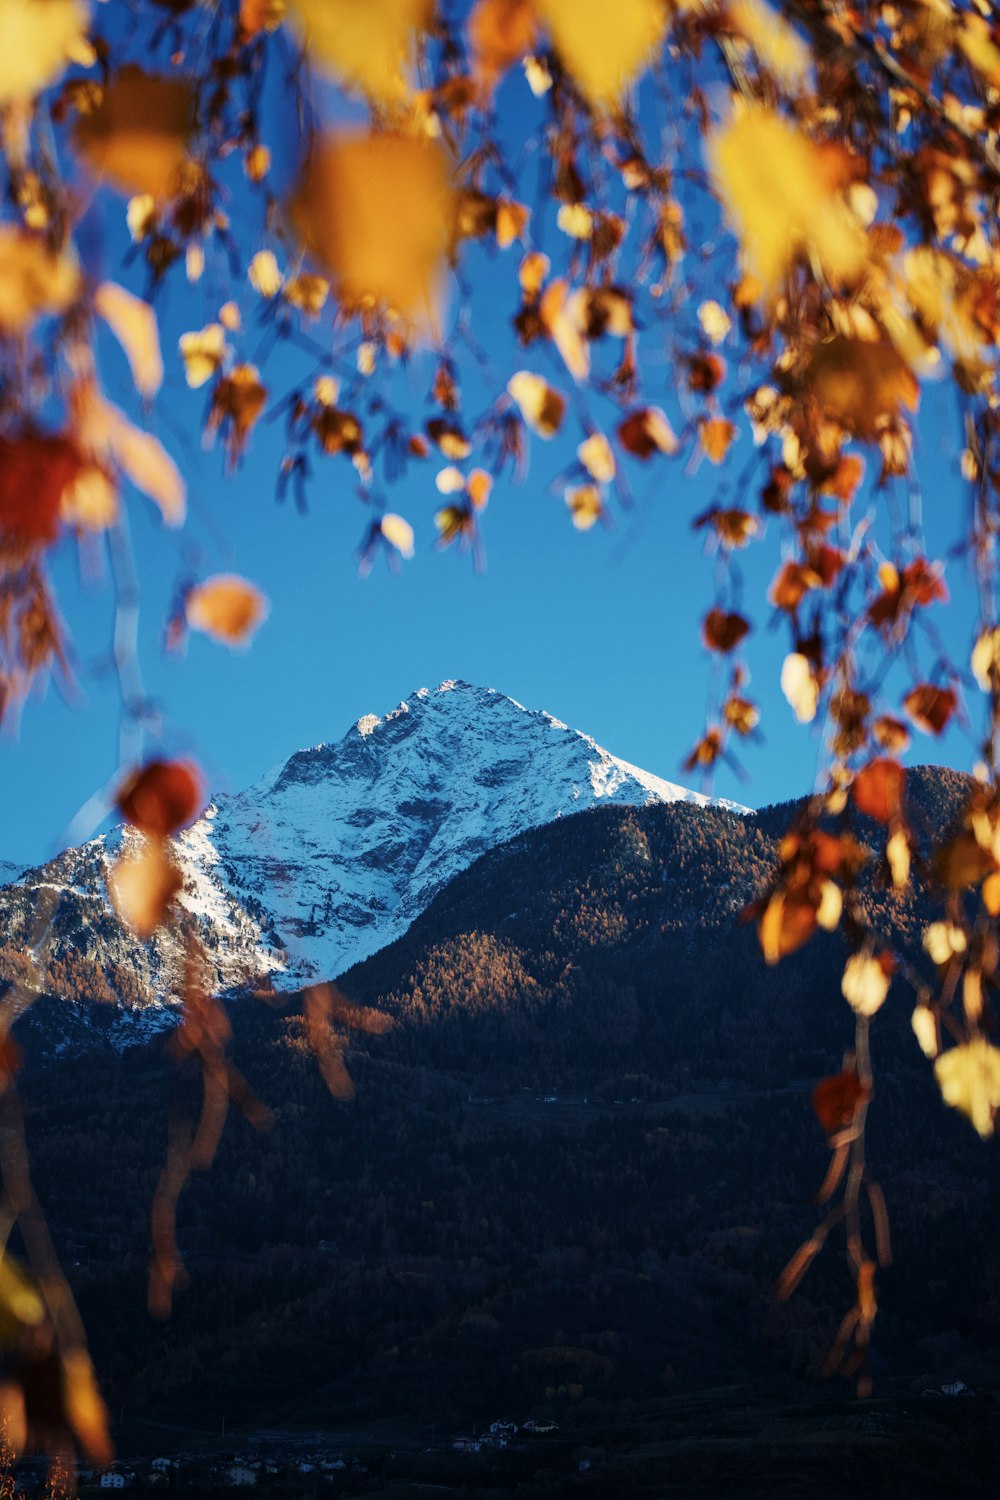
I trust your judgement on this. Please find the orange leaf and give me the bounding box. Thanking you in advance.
[290,130,454,337]
[699,417,737,464]
[821,452,865,503]
[851,758,905,824]
[109,838,183,938]
[759,887,817,964]
[468,0,537,95]
[185,575,269,647]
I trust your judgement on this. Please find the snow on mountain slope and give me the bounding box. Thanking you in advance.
[0,682,747,1034]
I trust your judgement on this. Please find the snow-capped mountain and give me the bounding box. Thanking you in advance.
[0,682,746,1036]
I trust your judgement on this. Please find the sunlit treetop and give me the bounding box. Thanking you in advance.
[1,0,1000,1431]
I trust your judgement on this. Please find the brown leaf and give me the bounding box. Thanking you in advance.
[702,608,750,653]
[903,683,957,735]
[873,714,910,754]
[804,337,919,440]
[617,406,678,458]
[936,830,997,889]
[73,68,193,198]
[769,560,823,612]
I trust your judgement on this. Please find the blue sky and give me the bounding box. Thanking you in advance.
[1,20,986,866]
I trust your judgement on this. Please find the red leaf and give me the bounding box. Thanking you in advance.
[812,1071,869,1137]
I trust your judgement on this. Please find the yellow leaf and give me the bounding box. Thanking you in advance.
[290,130,453,338]
[556,203,593,240]
[781,651,819,723]
[60,466,118,532]
[537,0,665,106]
[186,574,268,646]
[523,53,552,95]
[248,249,283,298]
[923,921,967,965]
[495,199,530,249]
[74,67,193,199]
[697,299,731,345]
[707,102,869,296]
[911,1005,938,1059]
[61,1347,113,1469]
[178,323,228,389]
[971,626,1000,690]
[381,512,415,558]
[218,301,241,332]
[94,281,163,397]
[934,1039,1000,1139]
[565,483,603,531]
[126,194,156,242]
[815,879,842,932]
[886,827,911,890]
[578,432,615,483]
[0,0,89,104]
[507,371,566,437]
[519,250,550,297]
[958,13,1000,87]
[284,273,329,315]
[244,143,271,183]
[729,0,811,89]
[435,466,465,494]
[841,949,891,1017]
[540,279,589,381]
[76,391,185,525]
[288,0,430,102]
[0,226,78,334]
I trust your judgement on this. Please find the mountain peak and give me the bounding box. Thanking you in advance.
[0,683,746,1045]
